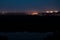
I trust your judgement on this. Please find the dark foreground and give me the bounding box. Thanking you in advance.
[0,13,60,40]
[0,32,59,40]
[0,14,60,32]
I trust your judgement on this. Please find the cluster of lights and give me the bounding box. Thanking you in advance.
[46,10,58,13]
[0,10,59,15]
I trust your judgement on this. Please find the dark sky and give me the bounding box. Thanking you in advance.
[0,0,60,11]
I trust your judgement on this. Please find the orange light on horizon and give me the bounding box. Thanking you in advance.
[31,12,39,15]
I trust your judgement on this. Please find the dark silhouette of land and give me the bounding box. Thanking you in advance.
[0,12,60,32]
[0,36,8,40]
[0,12,60,40]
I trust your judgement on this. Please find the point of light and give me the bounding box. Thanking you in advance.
[50,11,54,13]
[31,12,39,15]
[54,11,58,13]
[46,11,50,13]
[2,11,5,14]
[25,10,39,15]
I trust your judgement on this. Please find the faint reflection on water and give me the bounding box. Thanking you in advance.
[0,32,54,40]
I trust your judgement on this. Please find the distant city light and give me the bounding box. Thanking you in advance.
[2,11,5,14]
[54,11,58,13]
[46,11,50,13]
[31,12,39,15]
[50,11,54,13]
[46,10,59,13]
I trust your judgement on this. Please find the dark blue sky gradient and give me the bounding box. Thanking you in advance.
[0,0,60,11]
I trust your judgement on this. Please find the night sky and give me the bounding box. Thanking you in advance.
[0,0,60,11]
